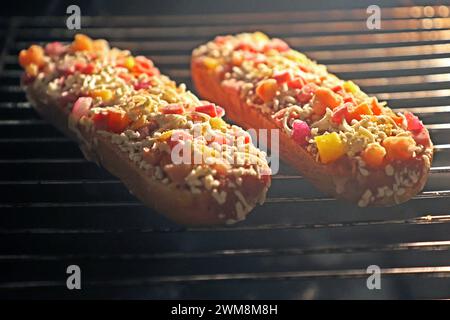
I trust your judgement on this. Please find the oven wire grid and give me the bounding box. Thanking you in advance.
[0,5,449,299]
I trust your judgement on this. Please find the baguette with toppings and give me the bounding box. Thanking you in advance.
[19,34,271,225]
[192,32,433,206]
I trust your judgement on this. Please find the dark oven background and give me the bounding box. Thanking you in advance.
[0,0,449,299]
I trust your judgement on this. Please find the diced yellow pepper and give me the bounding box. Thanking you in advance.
[343,81,359,94]
[158,130,173,142]
[209,117,227,131]
[90,89,113,101]
[314,132,346,164]
[203,57,219,70]
[252,31,269,42]
[124,56,135,70]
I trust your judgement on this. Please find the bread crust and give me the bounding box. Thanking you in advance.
[191,58,433,206]
[25,84,264,226]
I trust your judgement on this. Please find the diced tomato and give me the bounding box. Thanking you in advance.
[91,112,109,131]
[162,103,185,115]
[75,62,96,74]
[287,77,306,89]
[71,97,92,121]
[382,136,416,161]
[107,111,131,133]
[296,83,317,104]
[404,111,424,132]
[331,104,350,124]
[272,70,292,84]
[291,120,311,146]
[361,143,386,168]
[412,127,431,147]
[45,42,65,56]
[133,56,159,76]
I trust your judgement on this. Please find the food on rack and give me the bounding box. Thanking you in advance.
[19,34,271,225]
[192,32,433,206]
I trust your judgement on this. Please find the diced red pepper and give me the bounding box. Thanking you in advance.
[343,94,356,105]
[75,62,96,74]
[92,111,130,133]
[331,85,343,93]
[272,70,292,84]
[331,104,350,124]
[215,105,225,118]
[162,103,185,115]
[287,77,306,90]
[195,103,218,117]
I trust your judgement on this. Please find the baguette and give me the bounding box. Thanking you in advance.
[19,34,271,225]
[192,32,433,206]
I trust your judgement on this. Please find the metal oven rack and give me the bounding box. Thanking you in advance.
[0,5,449,299]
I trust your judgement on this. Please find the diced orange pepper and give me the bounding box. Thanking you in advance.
[90,89,113,101]
[19,45,45,68]
[256,79,278,103]
[361,142,386,168]
[348,102,373,122]
[314,132,346,164]
[382,136,416,161]
[203,57,219,70]
[370,98,383,115]
[72,34,94,52]
[343,81,359,94]
[311,87,342,116]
